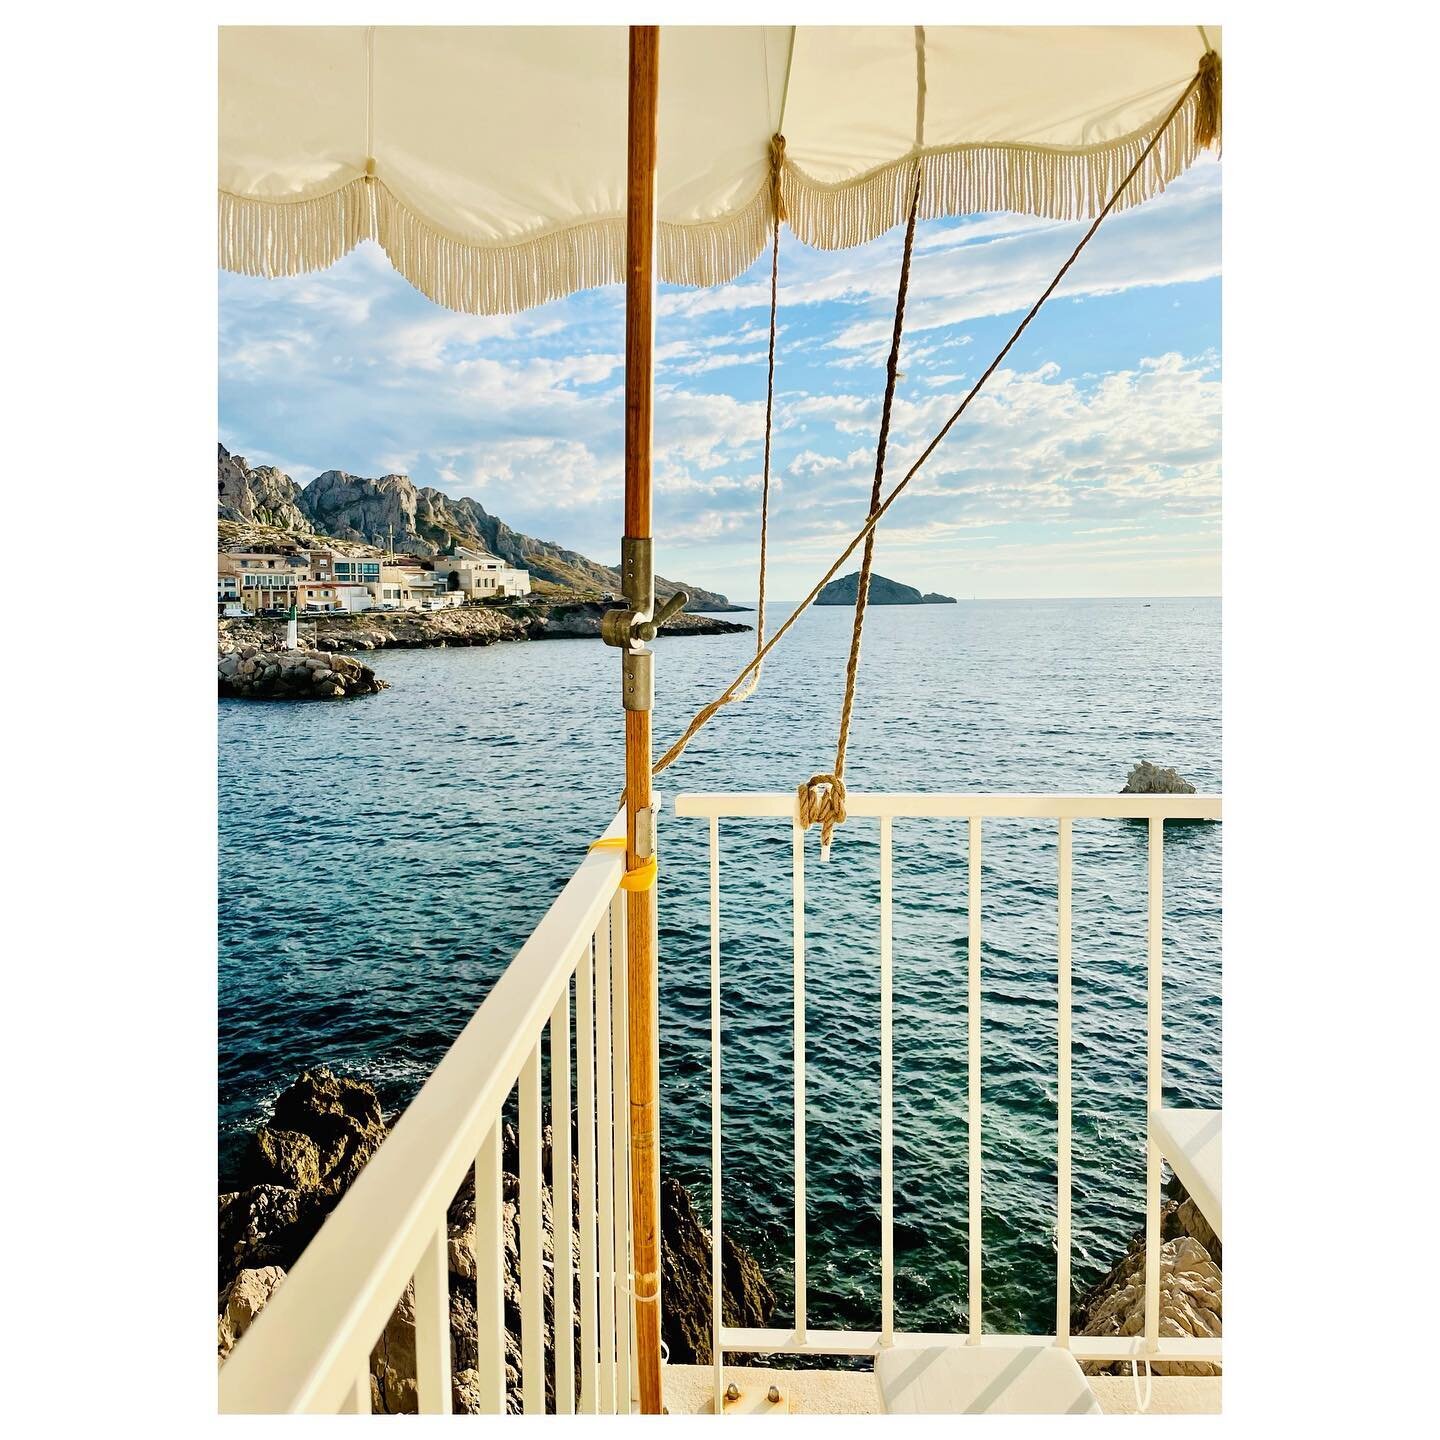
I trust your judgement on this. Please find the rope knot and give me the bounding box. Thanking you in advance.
[769,133,788,223]
[797,771,847,857]
[1193,51,1222,151]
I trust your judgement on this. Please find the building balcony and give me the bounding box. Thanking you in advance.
[218,792,1222,1416]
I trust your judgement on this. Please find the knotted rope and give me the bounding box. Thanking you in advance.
[797,161,923,856]
[653,55,1221,804]
[1194,49,1222,150]
[796,771,847,847]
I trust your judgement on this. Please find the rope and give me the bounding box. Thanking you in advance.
[799,161,922,855]
[729,136,784,705]
[653,137,784,737]
[652,58,1215,792]
[1131,1358,1153,1412]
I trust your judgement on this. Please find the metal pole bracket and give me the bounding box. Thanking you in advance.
[604,535,688,710]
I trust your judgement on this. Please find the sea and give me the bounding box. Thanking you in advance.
[218,596,1220,1337]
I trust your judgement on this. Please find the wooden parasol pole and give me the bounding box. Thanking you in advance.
[623,22,663,1416]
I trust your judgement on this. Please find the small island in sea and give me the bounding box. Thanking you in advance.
[815,570,957,606]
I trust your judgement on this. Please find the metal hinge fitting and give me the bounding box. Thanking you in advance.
[602,536,688,711]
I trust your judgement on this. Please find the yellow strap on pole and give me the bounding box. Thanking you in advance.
[589,836,659,891]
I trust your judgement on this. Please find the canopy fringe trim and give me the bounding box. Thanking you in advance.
[658,179,772,290]
[218,81,1209,313]
[782,83,1206,250]
[220,176,627,316]
[374,185,624,316]
[220,173,770,310]
[219,177,376,280]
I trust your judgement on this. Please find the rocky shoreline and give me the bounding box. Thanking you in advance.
[218,598,750,701]
[1073,1172,1222,1374]
[218,1069,775,1412]
[219,597,749,657]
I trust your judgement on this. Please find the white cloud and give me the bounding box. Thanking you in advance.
[219,158,1221,600]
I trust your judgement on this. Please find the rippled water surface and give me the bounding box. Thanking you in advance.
[219,597,1220,1335]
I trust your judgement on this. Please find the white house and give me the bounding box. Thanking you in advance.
[437,544,531,599]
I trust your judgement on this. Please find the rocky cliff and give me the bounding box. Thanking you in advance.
[814,571,957,606]
[218,446,314,533]
[218,1068,775,1413]
[218,445,740,611]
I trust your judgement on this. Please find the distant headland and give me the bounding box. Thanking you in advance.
[815,571,957,606]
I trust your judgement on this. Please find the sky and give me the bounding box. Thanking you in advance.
[219,156,1220,602]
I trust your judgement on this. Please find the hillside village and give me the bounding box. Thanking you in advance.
[219,540,531,618]
[217,444,736,613]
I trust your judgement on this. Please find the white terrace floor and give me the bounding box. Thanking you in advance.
[663,1365,1222,1416]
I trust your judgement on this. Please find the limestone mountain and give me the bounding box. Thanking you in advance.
[218,445,737,609]
[218,445,314,534]
[815,571,957,605]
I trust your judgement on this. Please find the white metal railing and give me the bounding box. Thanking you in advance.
[219,811,639,1415]
[673,791,1223,1407]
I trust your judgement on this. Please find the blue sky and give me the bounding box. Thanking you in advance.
[219,157,1219,601]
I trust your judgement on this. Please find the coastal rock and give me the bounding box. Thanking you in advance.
[659,1176,777,1365]
[269,1067,388,1195]
[217,646,386,701]
[1073,1178,1221,1376]
[815,571,956,605]
[217,600,747,663]
[1120,761,1196,795]
[218,1183,330,1292]
[217,1266,287,1361]
[247,1128,322,1191]
[370,1280,420,1414]
[218,1071,775,1415]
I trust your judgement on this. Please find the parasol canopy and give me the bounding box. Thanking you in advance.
[219,24,1220,316]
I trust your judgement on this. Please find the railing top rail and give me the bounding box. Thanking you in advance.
[674,792,1222,821]
[219,809,626,1415]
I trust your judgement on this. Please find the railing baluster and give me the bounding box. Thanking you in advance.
[576,938,599,1413]
[343,1364,370,1414]
[595,898,617,1412]
[520,1041,544,1413]
[710,815,725,1411]
[968,815,982,1344]
[1145,815,1164,1353]
[610,891,633,1413]
[552,984,575,1414]
[792,815,807,1341]
[413,1222,453,1413]
[1056,817,1073,1346]
[879,814,894,1345]
[474,1116,505,1413]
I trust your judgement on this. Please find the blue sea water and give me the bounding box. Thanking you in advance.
[218,597,1220,1336]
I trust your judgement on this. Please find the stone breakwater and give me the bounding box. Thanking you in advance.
[218,598,750,659]
[218,646,387,700]
[218,1068,775,1413]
